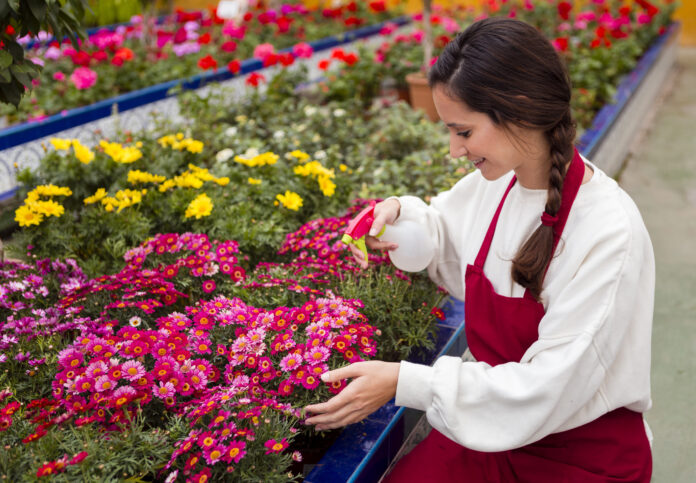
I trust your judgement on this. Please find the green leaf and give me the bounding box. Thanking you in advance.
[0,69,10,83]
[0,50,12,69]
[8,0,20,12]
[26,0,48,22]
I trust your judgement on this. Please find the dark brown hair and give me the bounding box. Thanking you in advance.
[428,17,576,301]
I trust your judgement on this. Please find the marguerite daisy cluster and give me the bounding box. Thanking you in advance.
[157,133,204,153]
[14,184,71,227]
[49,138,95,164]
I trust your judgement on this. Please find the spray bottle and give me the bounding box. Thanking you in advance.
[342,202,435,272]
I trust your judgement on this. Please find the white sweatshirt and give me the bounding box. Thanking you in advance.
[393,159,654,452]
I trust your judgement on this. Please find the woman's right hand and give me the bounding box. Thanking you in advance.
[349,198,401,269]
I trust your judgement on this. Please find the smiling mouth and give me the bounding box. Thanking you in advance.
[471,157,486,167]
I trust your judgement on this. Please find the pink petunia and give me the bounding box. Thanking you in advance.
[70,67,97,89]
[292,42,314,59]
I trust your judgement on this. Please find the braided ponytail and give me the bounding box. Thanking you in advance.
[511,113,576,300]
[429,17,577,301]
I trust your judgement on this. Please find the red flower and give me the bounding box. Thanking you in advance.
[553,37,569,52]
[221,40,237,52]
[231,266,246,281]
[276,16,293,33]
[430,307,446,321]
[227,60,241,74]
[173,27,187,44]
[557,1,572,21]
[369,1,386,12]
[5,25,15,36]
[36,462,58,477]
[279,52,295,67]
[243,12,254,22]
[69,451,88,465]
[197,32,211,45]
[331,48,346,61]
[343,52,359,66]
[318,59,332,71]
[198,55,218,71]
[344,16,363,27]
[92,50,108,62]
[246,72,265,87]
[263,53,279,67]
[71,51,91,67]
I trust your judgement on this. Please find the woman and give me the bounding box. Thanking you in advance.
[305,17,654,482]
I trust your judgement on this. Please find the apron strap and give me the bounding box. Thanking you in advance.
[473,148,586,280]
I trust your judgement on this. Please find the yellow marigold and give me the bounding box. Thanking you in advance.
[30,200,65,217]
[50,138,72,151]
[187,164,214,181]
[157,134,176,148]
[158,179,176,192]
[339,163,348,172]
[99,140,142,164]
[72,140,94,164]
[14,205,43,227]
[84,188,108,205]
[127,170,166,185]
[185,193,213,219]
[115,189,144,212]
[213,177,230,186]
[234,151,279,167]
[247,177,262,185]
[275,191,303,211]
[174,174,204,189]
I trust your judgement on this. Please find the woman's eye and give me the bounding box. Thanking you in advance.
[457,130,471,138]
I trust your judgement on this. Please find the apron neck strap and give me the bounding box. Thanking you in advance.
[474,148,586,276]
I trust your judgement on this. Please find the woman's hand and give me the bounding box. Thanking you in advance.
[349,198,402,269]
[304,361,400,430]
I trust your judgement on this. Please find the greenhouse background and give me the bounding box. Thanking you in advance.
[1,0,694,481]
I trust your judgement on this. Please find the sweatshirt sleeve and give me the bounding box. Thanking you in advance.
[395,200,652,452]
[392,171,490,299]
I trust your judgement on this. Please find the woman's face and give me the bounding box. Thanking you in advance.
[432,85,549,188]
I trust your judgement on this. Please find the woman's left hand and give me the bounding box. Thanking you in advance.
[304,361,400,431]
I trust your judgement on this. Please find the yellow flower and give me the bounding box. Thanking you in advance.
[339,164,348,172]
[158,179,176,192]
[99,140,142,164]
[234,151,279,167]
[247,177,262,185]
[15,205,43,227]
[32,184,72,197]
[185,193,213,219]
[72,140,94,164]
[84,188,108,205]
[318,176,336,197]
[288,150,310,162]
[50,138,72,151]
[214,177,230,186]
[275,191,303,211]
[31,200,65,217]
[114,189,144,212]
[127,170,166,185]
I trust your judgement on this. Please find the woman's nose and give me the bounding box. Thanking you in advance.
[450,139,469,159]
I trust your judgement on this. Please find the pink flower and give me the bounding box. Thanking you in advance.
[122,360,146,381]
[279,353,302,371]
[154,381,175,399]
[68,451,88,465]
[202,279,216,293]
[637,13,652,24]
[222,22,246,39]
[53,71,65,81]
[301,372,320,390]
[70,67,97,90]
[264,438,288,454]
[379,22,398,35]
[305,346,330,365]
[292,42,314,59]
[94,375,115,392]
[224,440,246,463]
[253,43,275,60]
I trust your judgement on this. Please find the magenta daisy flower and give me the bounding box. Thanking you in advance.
[197,431,216,449]
[153,381,175,399]
[121,360,146,382]
[301,373,320,390]
[190,468,211,483]
[201,279,216,293]
[279,353,302,372]
[305,346,330,365]
[277,379,294,396]
[75,375,95,393]
[57,348,83,369]
[223,440,246,463]
[264,438,289,454]
[113,386,136,407]
[94,375,115,393]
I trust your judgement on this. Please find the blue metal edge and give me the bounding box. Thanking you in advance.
[0,15,411,151]
[576,22,680,158]
[305,297,465,483]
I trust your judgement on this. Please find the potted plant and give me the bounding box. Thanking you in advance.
[405,0,439,121]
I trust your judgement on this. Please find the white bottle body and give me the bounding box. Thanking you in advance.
[379,220,435,272]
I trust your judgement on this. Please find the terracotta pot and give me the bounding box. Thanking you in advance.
[405,72,439,122]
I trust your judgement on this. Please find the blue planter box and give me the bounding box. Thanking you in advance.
[305,297,466,483]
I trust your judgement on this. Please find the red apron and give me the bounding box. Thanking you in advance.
[386,149,652,482]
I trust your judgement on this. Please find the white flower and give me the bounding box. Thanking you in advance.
[129,316,142,327]
[332,108,346,117]
[273,130,285,140]
[225,126,238,136]
[303,106,317,117]
[243,147,260,158]
[216,148,234,163]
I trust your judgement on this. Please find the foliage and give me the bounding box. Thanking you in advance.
[0,0,88,107]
